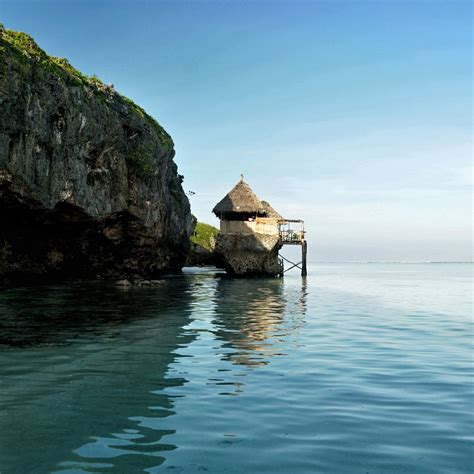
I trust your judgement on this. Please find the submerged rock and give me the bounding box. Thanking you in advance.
[0,27,194,285]
[115,278,165,288]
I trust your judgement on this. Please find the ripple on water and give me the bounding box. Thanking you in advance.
[0,264,472,473]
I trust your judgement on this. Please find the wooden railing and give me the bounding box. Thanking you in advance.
[278,219,307,276]
[278,220,305,244]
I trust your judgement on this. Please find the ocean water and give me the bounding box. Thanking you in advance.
[0,263,472,473]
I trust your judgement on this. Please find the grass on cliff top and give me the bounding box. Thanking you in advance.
[0,24,173,151]
[191,222,219,251]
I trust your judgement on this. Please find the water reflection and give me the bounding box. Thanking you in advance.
[0,280,188,347]
[0,265,471,474]
[286,276,308,335]
[0,271,310,472]
[0,277,198,473]
[212,277,287,367]
[300,277,308,315]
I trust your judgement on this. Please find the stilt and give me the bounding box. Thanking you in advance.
[301,240,307,276]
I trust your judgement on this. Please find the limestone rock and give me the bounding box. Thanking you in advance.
[0,28,194,284]
[186,242,218,267]
[215,233,283,276]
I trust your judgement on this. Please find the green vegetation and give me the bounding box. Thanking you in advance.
[127,143,157,175]
[88,73,104,85]
[2,29,47,61]
[191,222,219,251]
[1,29,89,86]
[121,95,173,150]
[50,56,89,84]
[0,27,173,152]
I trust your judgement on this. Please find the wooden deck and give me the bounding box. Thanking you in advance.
[279,219,305,244]
[278,220,307,276]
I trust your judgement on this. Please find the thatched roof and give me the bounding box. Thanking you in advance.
[261,200,283,220]
[213,178,283,221]
[213,178,265,216]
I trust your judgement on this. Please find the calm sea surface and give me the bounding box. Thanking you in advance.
[0,263,472,473]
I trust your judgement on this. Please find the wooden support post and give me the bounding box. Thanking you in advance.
[301,240,307,276]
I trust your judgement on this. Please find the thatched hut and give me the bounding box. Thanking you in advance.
[212,177,284,276]
[212,177,307,277]
[213,178,281,236]
[261,200,283,220]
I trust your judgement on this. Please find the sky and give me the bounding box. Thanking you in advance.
[1,0,472,261]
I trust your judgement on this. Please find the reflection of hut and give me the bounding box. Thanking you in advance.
[212,177,283,276]
[212,276,308,370]
[213,277,285,367]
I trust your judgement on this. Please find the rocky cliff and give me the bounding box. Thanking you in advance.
[0,26,194,284]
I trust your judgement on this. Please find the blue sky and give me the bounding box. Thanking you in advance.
[1,0,472,261]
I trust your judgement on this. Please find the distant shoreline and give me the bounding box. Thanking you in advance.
[310,261,473,264]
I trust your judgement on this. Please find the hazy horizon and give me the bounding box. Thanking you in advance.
[1,0,472,261]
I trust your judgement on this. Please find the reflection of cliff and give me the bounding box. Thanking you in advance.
[0,277,197,473]
[212,277,286,367]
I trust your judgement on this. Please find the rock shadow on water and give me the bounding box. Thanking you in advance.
[0,278,185,347]
[0,275,199,473]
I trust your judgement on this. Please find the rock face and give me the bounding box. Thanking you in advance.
[215,233,283,276]
[186,241,218,267]
[0,27,194,284]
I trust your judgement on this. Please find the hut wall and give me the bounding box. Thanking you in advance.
[220,220,256,234]
[255,217,280,235]
[220,218,279,236]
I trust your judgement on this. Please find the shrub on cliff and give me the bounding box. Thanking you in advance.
[191,222,219,251]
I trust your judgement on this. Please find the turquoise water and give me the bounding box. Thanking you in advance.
[0,263,472,473]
